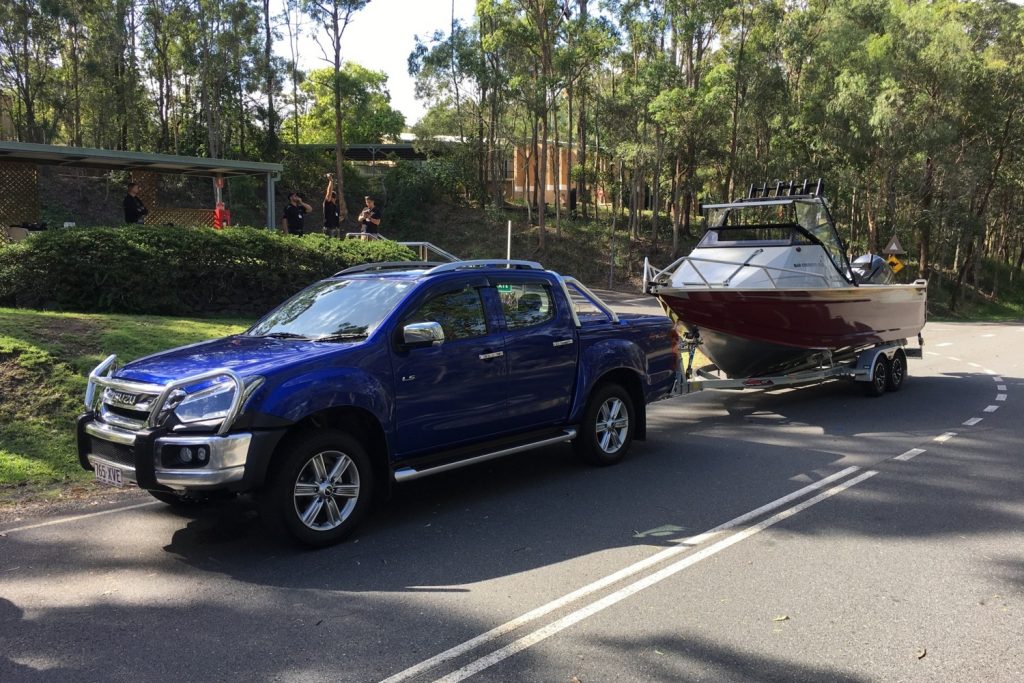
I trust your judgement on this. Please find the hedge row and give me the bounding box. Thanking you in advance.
[0,226,416,316]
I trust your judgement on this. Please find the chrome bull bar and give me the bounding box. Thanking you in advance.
[85,354,246,436]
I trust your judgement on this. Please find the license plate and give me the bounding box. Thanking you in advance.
[94,461,124,487]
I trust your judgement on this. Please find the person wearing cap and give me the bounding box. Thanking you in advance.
[358,195,381,234]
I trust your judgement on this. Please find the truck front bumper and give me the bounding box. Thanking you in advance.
[77,414,280,492]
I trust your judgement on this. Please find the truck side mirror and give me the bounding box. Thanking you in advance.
[402,321,445,348]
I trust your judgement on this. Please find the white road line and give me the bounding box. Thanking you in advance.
[963,417,983,426]
[984,369,997,375]
[949,357,962,362]
[894,448,926,462]
[981,334,996,338]
[984,406,1000,413]
[936,342,954,347]
[432,471,881,683]
[925,351,940,357]
[994,376,1004,382]
[1,501,160,535]
[935,432,957,442]
[996,394,1007,401]
[378,466,863,683]
[968,362,982,368]
[997,385,1007,391]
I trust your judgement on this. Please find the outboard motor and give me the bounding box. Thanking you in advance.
[851,254,893,284]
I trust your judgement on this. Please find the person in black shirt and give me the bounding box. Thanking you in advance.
[323,175,340,237]
[281,192,312,235]
[123,182,148,225]
[358,195,381,234]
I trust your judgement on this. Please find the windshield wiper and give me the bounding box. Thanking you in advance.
[312,333,368,343]
[260,332,311,340]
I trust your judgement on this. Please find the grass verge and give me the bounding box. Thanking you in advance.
[0,308,248,505]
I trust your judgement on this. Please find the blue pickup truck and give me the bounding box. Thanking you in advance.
[78,260,679,546]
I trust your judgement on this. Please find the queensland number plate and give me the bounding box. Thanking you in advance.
[94,461,124,487]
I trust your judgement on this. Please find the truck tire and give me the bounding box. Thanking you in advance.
[575,383,635,466]
[259,429,374,548]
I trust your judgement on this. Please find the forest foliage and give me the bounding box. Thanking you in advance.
[3,0,1024,310]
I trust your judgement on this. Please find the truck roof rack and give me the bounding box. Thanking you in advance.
[334,261,440,276]
[427,259,544,273]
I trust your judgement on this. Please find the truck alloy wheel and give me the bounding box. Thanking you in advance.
[576,383,635,466]
[261,429,373,547]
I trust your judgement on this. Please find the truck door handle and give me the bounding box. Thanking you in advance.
[478,350,504,360]
[552,339,574,347]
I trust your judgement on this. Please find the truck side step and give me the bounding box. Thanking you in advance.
[393,429,577,483]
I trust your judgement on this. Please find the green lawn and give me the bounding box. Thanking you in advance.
[0,308,249,500]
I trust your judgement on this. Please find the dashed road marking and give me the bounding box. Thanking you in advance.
[984,405,1000,413]
[996,394,1007,401]
[894,448,926,462]
[935,432,957,442]
[963,417,983,426]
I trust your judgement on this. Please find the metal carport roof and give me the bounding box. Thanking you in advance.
[0,141,282,228]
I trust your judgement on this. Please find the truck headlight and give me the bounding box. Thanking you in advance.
[173,376,264,424]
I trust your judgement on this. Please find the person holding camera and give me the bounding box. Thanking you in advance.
[281,191,312,236]
[123,182,148,225]
[323,174,340,237]
[358,195,381,234]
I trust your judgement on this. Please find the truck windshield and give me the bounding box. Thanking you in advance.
[246,278,414,339]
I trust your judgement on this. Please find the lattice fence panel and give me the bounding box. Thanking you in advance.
[0,161,40,228]
[146,208,216,228]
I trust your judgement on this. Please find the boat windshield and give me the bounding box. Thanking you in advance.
[794,200,847,276]
[246,277,415,340]
[703,199,853,282]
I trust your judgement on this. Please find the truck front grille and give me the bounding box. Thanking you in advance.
[89,436,136,467]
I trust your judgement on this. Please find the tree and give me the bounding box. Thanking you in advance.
[301,0,370,223]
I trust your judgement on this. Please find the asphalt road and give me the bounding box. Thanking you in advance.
[1,305,1022,682]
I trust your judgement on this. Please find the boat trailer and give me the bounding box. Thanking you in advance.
[673,336,924,398]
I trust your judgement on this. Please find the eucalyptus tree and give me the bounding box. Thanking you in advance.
[301,0,370,222]
[0,0,63,143]
[293,64,404,144]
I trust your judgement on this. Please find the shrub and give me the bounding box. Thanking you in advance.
[0,226,416,316]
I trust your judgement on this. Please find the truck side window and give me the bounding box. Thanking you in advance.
[500,283,555,330]
[412,286,489,340]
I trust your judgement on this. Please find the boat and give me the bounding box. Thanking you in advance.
[643,179,927,378]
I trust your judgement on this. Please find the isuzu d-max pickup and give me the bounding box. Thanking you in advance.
[78,260,679,546]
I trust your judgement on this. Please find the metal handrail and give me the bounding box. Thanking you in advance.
[398,241,461,263]
[645,254,834,291]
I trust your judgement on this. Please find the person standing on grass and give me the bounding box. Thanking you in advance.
[123,182,148,225]
[281,192,312,236]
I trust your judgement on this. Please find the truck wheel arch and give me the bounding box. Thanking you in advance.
[587,368,647,442]
[274,407,392,501]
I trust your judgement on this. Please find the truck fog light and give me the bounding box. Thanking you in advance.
[196,446,209,463]
[180,447,194,463]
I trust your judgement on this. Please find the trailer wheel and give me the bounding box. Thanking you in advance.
[865,355,889,397]
[575,383,635,466]
[886,349,907,392]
